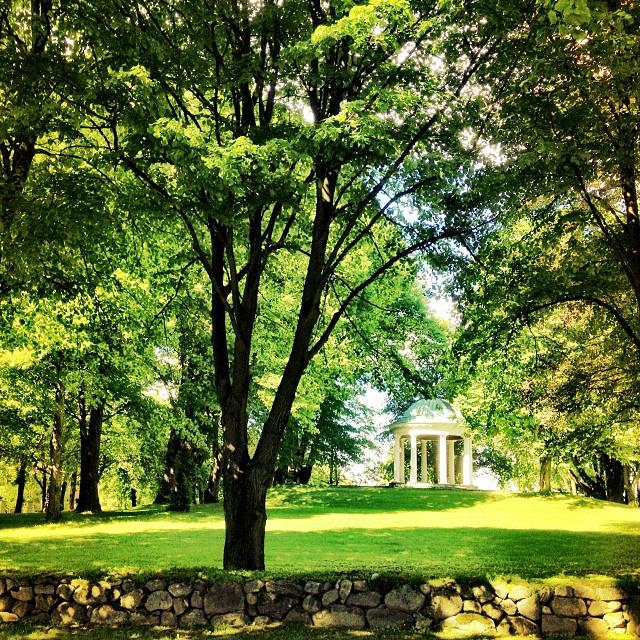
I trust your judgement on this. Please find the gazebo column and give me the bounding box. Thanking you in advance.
[463,436,473,486]
[409,434,418,484]
[437,434,448,484]
[421,440,428,482]
[447,440,455,484]
[393,434,403,483]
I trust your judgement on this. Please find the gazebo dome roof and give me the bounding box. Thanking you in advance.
[400,399,457,422]
[389,398,462,435]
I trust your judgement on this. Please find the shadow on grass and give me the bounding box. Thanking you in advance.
[0,624,438,640]
[0,522,639,580]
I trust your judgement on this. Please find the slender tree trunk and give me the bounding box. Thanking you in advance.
[14,461,27,514]
[60,480,67,510]
[46,380,65,522]
[68,469,77,510]
[539,457,552,493]
[130,487,137,508]
[76,403,103,512]
[604,454,626,503]
[155,429,181,504]
[203,448,223,503]
[38,469,47,511]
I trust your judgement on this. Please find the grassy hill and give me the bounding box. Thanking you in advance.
[0,487,638,580]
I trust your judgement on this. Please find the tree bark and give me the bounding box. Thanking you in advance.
[76,402,104,512]
[68,469,77,510]
[539,456,552,493]
[154,428,180,505]
[46,380,65,522]
[14,461,27,514]
[604,454,626,503]
[222,464,270,570]
[203,448,223,503]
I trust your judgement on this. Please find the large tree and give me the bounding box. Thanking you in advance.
[68,0,498,568]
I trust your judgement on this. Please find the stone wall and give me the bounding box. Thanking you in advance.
[0,575,638,636]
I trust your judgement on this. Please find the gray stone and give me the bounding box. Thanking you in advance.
[552,596,587,617]
[463,600,482,614]
[353,580,368,592]
[180,609,208,626]
[538,586,553,604]
[120,589,145,610]
[312,604,365,628]
[284,609,311,625]
[574,585,626,601]
[160,611,177,626]
[0,612,19,623]
[145,590,173,611]
[472,584,495,604]
[90,604,129,625]
[34,584,55,595]
[302,595,321,613]
[246,593,258,605]
[555,585,575,597]
[338,579,352,602]
[517,595,541,621]
[212,612,249,627]
[204,582,245,615]
[11,601,32,618]
[72,581,95,606]
[122,579,136,593]
[0,595,12,612]
[384,585,425,612]
[497,616,539,636]
[580,617,611,637]
[322,589,339,606]
[419,583,432,595]
[492,581,510,600]
[304,581,321,595]
[482,602,504,621]
[415,613,433,630]
[34,594,56,611]
[53,602,87,625]
[430,592,463,619]
[0,579,5,596]
[265,580,303,598]
[347,591,382,608]
[509,584,532,601]
[173,598,188,616]
[244,580,264,594]
[256,592,298,620]
[145,578,167,592]
[11,586,33,602]
[168,582,191,598]
[542,614,578,635]
[589,599,621,616]
[253,615,271,625]
[501,598,517,616]
[542,605,552,614]
[441,613,496,634]
[191,590,204,608]
[129,612,158,625]
[604,611,626,628]
[366,607,414,629]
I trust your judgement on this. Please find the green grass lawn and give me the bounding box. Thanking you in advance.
[0,487,639,580]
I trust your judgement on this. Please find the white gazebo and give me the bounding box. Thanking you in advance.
[389,399,473,486]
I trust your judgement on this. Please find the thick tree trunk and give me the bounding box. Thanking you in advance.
[14,461,27,514]
[223,465,270,570]
[604,454,626,503]
[539,457,552,493]
[76,403,103,512]
[46,380,65,522]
